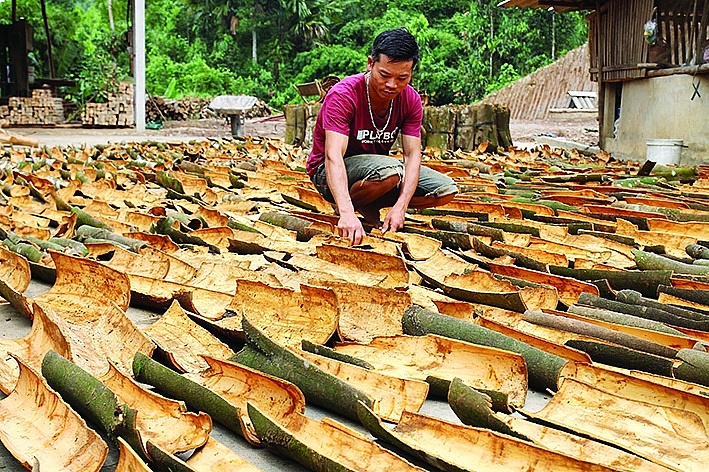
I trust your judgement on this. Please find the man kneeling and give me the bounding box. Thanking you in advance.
[306,28,458,245]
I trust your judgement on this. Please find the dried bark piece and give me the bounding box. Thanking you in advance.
[247,403,424,471]
[330,334,527,409]
[359,401,619,472]
[310,281,411,342]
[147,437,263,472]
[286,253,387,286]
[524,377,709,472]
[415,253,558,313]
[316,244,411,288]
[403,305,567,392]
[183,356,306,446]
[232,318,373,422]
[297,348,429,422]
[116,437,152,472]
[143,300,235,373]
[0,355,108,472]
[99,361,212,455]
[488,262,599,307]
[222,280,338,347]
[0,303,72,394]
[34,250,131,320]
[0,245,31,300]
[561,362,709,427]
[375,230,442,260]
[447,379,671,472]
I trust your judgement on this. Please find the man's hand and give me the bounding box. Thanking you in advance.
[381,206,406,234]
[338,212,365,245]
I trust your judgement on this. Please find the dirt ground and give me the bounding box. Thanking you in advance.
[4,112,599,149]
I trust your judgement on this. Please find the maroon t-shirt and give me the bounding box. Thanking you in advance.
[306,73,423,177]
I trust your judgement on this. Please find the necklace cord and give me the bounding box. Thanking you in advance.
[366,73,393,135]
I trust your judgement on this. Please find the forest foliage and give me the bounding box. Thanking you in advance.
[1,0,587,109]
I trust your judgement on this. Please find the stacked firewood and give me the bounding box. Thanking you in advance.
[1,89,65,125]
[146,96,274,123]
[145,96,211,122]
[81,82,135,127]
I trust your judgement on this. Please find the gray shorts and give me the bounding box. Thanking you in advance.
[310,154,458,204]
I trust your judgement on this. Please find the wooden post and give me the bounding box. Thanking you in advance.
[40,0,55,79]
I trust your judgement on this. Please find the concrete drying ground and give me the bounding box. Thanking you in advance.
[0,120,559,470]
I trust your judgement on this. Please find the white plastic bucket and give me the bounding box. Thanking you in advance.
[646,139,683,165]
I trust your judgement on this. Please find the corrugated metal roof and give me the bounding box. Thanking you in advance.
[497,0,601,12]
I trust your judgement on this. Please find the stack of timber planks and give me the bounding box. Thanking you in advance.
[81,82,135,127]
[0,89,65,125]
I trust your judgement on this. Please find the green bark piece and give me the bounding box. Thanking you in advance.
[403,227,473,250]
[523,310,678,359]
[659,285,709,307]
[686,244,709,260]
[75,225,146,253]
[47,237,89,256]
[577,292,709,331]
[612,176,668,188]
[564,340,674,376]
[549,266,671,298]
[431,218,504,242]
[616,290,709,322]
[151,217,220,253]
[231,318,373,422]
[70,207,114,231]
[425,375,510,412]
[300,341,373,370]
[473,221,540,237]
[417,208,489,221]
[634,249,709,276]
[20,236,65,253]
[146,441,195,472]
[155,171,185,194]
[541,173,604,184]
[402,305,566,392]
[673,349,709,387]
[132,352,242,435]
[470,237,547,272]
[567,305,688,337]
[649,164,698,181]
[447,378,528,440]
[414,267,528,313]
[259,211,326,241]
[3,240,43,262]
[246,402,350,472]
[509,197,579,214]
[41,350,144,456]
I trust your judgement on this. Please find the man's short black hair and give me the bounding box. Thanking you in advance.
[371,28,420,70]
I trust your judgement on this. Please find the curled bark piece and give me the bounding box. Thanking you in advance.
[564,340,674,376]
[523,310,678,359]
[402,305,566,392]
[567,304,687,336]
[447,378,527,440]
[132,352,243,437]
[673,349,709,387]
[75,225,146,253]
[116,437,151,472]
[578,292,709,331]
[41,350,145,457]
[0,354,108,472]
[549,266,672,298]
[634,249,709,276]
[247,402,423,471]
[616,289,709,322]
[231,317,374,422]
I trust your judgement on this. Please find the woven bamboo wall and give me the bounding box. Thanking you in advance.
[477,44,596,120]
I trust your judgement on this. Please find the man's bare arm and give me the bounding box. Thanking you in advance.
[324,130,365,244]
[381,133,421,233]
